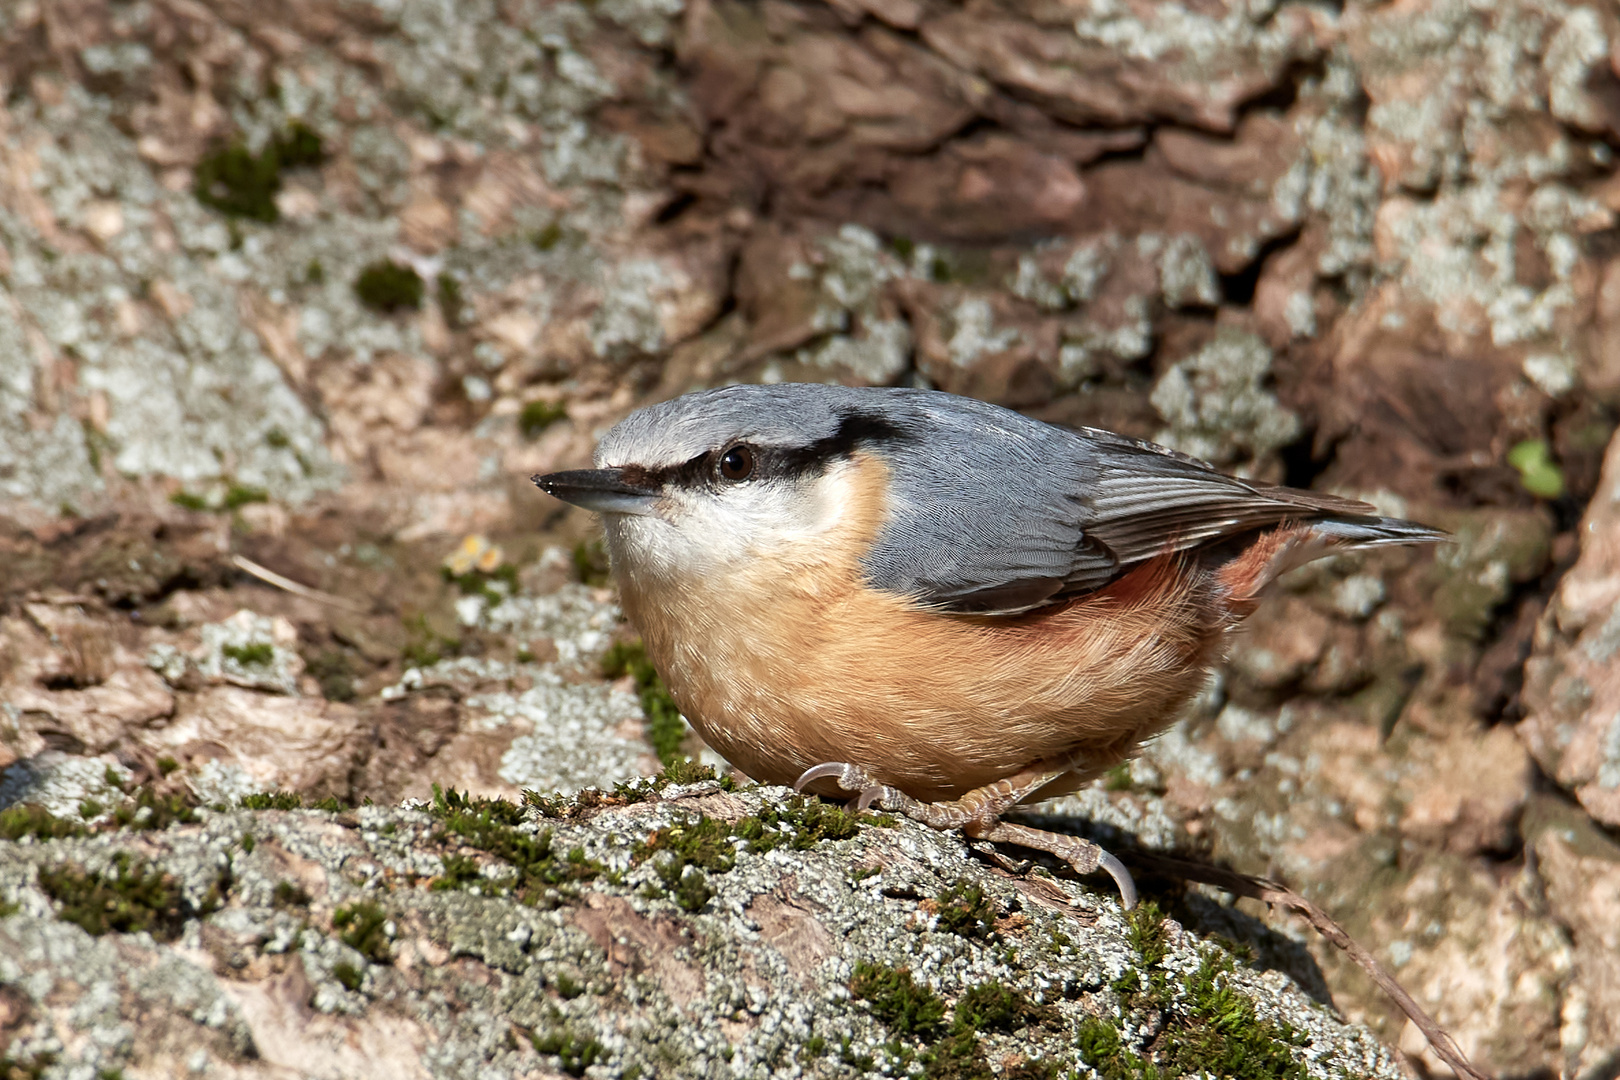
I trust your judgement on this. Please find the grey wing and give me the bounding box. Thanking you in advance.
[860,411,1395,616]
[1070,427,1387,571]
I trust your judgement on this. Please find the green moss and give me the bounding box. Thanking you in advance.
[0,804,83,842]
[522,789,573,817]
[81,418,113,479]
[331,960,364,992]
[953,982,1047,1033]
[273,881,312,908]
[1090,906,1310,1078]
[428,785,602,905]
[169,491,211,511]
[632,793,883,910]
[354,260,425,312]
[241,790,304,811]
[109,784,198,832]
[193,123,325,223]
[921,1030,985,1080]
[553,971,586,999]
[657,862,713,912]
[934,880,999,940]
[402,614,460,670]
[850,963,948,1038]
[636,815,737,873]
[169,485,269,513]
[519,400,568,439]
[37,854,187,940]
[223,484,269,510]
[599,760,739,809]
[305,649,357,702]
[917,982,1056,1080]
[432,853,485,892]
[531,1023,603,1077]
[1104,764,1135,792]
[194,142,283,222]
[571,539,611,587]
[275,120,324,168]
[156,756,180,777]
[635,814,731,911]
[601,640,686,766]
[635,812,740,908]
[437,272,464,327]
[1161,951,1307,1079]
[7,783,197,839]
[433,784,527,826]
[599,639,652,682]
[790,798,881,841]
[531,222,565,251]
[734,796,879,852]
[1507,439,1565,499]
[332,900,391,962]
[222,641,275,666]
[839,1037,876,1072]
[1125,899,1170,966]
[1077,1016,1154,1080]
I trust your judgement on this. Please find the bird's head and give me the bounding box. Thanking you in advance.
[533,384,913,583]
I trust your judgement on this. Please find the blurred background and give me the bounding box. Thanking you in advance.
[1,1,1618,1075]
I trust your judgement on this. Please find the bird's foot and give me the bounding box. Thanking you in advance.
[976,820,1137,911]
[792,761,1138,909]
[793,762,915,814]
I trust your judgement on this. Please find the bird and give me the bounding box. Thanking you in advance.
[533,383,1444,907]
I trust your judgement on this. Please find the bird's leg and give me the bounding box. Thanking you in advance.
[793,760,1138,908]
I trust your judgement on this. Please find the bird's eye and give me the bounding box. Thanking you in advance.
[718,444,754,482]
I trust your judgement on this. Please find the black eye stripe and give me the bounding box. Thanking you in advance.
[624,409,911,491]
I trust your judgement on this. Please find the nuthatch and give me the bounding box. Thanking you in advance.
[535,383,1443,907]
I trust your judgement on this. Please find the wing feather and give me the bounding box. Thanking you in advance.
[861,401,1416,614]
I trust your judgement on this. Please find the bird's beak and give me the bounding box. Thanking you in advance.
[531,468,660,516]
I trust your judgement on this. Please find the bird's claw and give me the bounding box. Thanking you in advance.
[857,785,902,812]
[793,761,872,793]
[794,762,904,813]
[1097,850,1138,911]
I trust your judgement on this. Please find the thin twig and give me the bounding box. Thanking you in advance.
[231,554,369,614]
[1125,850,1490,1080]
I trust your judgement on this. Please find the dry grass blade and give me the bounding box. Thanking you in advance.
[1126,850,1491,1080]
[231,554,369,614]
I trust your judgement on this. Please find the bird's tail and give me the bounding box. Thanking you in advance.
[1216,515,1447,614]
